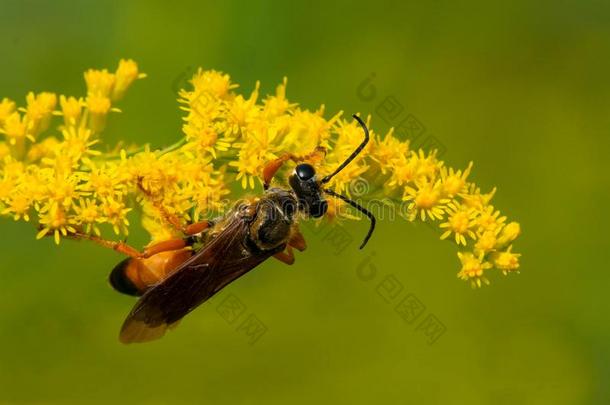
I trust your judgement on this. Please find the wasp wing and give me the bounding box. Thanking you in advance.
[119,214,277,344]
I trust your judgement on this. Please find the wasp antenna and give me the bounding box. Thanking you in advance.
[323,188,375,249]
[320,114,369,185]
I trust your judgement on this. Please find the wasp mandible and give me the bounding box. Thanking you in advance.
[77,114,375,343]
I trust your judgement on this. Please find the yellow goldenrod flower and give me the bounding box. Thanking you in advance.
[0,142,10,159]
[263,77,297,118]
[370,128,409,174]
[440,202,477,245]
[474,229,499,253]
[112,59,146,101]
[0,98,16,124]
[461,184,497,210]
[190,69,237,99]
[403,179,449,221]
[86,94,112,132]
[24,92,57,140]
[387,155,419,188]
[492,245,521,275]
[36,202,77,245]
[59,95,83,128]
[440,161,473,197]
[101,196,131,236]
[2,193,32,221]
[0,112,27,146]
[73,198,102,236]
[84,68,115,98]
[0,60,522,287]
[475,205,507,233]
[496,221,521,248]
[457,251,493,288]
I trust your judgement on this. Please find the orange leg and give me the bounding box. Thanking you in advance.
[66,231,189,259]
[273,246,295,265]
[141,239,189,257]
[263,154,296,189]
[262,147,326,189]
[273,226,308,265]
[289,229,307,252]
[183,220,211,236]
[137,178,211,236]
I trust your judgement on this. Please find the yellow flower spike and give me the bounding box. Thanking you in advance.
[457,251,492,288]
[0,60,522,288]
[112,59,146,101]
[493,245,521,275]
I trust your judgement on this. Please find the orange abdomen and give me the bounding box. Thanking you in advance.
[109,249,193,296]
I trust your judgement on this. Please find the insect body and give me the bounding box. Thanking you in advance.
[104,115,375,343]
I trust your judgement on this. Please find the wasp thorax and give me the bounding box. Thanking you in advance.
[249,199,292,251]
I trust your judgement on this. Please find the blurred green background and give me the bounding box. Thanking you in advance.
[1,0,609,404]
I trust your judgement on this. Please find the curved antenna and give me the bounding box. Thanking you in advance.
[323,188,376,249]
[320,114,369,184]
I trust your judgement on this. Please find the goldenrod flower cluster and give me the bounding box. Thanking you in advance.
[0,60,521,287]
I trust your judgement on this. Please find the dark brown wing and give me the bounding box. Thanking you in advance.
[119,213,279,344]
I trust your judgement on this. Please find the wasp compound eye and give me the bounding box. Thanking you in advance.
[295,163,315,181]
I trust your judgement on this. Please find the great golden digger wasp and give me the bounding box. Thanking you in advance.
[75,114,375,343]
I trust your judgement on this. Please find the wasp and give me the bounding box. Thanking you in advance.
[78,114,375,343]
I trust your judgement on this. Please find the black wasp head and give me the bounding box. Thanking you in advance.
[288,163,328,218]
[295,163,315,181]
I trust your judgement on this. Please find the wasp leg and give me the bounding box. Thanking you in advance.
[67,231,190,259]
[262,147,326,190]
[273,228,307,265]
[136,180,211,236]
[273,246,295,265]
[289,229,307,252]
[182,220,211,236]
[141,239,190,257]
[65,232,143,258]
